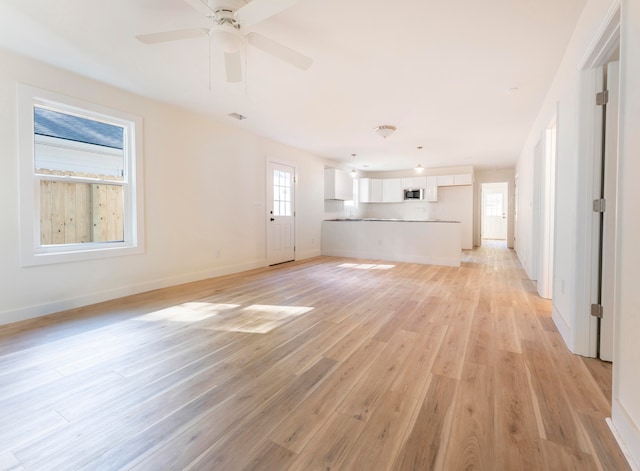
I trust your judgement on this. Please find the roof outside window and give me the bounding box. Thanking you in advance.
[34,107,124,150]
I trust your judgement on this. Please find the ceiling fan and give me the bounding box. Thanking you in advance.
[136,0,312,83]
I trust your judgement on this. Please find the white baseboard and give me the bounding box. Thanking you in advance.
[296,248,322,260]
[0,259,266,326]
[610,402,640,471]
[551,304,573,351]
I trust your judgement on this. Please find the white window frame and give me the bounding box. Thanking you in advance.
[18,84,145,266]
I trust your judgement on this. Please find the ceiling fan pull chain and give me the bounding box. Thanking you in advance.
[208,30,212,91]
[244,41,248,95]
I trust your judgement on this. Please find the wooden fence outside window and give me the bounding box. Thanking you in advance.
[38,169,124,245]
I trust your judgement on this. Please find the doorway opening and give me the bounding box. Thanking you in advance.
[481,182,508,248]
[531,115,557,300]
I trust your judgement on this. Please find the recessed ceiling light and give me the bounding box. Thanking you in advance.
[228,112,247,120]
[505,87,520,95]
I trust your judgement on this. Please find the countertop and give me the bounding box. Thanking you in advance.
[324,218,460,223]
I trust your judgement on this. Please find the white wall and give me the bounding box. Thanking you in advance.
[515,0,619,346]
[0,48,327,326]
[612,0,640,465]
[516,0,640,465]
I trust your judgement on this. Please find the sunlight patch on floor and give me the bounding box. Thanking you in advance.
[209,304,315,333]
[135,302,314,333]
[337,263,395,270]
[135,302,240,323]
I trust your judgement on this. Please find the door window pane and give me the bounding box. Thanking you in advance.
[273,169,292,216]
[485,193,503,217]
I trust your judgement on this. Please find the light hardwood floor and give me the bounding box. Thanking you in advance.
[0,245,630,470]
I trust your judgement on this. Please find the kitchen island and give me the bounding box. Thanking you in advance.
[321,219,462,267]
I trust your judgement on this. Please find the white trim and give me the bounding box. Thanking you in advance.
[17,83,145,266]
[611,402,640,471]
[0,258,266,326]
[572,8,621,357]
[578,1,621,70]
[551,304,571,347]
[296,248,322,260]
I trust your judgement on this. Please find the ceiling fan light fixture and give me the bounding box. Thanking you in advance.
[211,25,243,53]
[373,125,396,139]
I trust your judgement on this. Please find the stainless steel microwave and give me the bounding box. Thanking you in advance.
[404,188,425,200]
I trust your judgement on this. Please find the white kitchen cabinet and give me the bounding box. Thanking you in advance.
[322,220,462,267]
[453,174,473,185]
[324,168,353,200]
[401,176,428,189]
[437,174,472,187]
[426,176,438,201]
[382,178,403,202]
[360,178,383,203]
[437,175,455,186]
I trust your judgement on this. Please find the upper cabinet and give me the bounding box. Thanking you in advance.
[360,178,383,203]
[359,169,472,203]
[453,174,473,185]
[437,175,455,186]
[324,168,353,200]
[382,178,403,202]
[426,176,438,202]
[437,174,473,187]
[401,176,428,189]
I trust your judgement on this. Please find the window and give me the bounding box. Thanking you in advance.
[344,178,359,208]
[18,84,144,265]
[272,169,292,216]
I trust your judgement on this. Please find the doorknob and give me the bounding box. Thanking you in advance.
[270,218,275,222]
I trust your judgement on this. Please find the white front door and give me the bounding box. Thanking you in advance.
[482,182,508,240]
[267,161,295,265]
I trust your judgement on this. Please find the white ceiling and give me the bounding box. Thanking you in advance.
[0,0,586,171]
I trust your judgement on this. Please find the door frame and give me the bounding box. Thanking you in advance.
[265,158,297,265]
[535,114,557,300]
[472,171,515,248]
[571,3,620,357]
[599,60,620,362]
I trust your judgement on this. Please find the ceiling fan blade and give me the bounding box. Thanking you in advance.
[234,0,300,26]
[136,28,208,44]
[224,51,243,83]
[247,32,312,71]
[183,0,217,18]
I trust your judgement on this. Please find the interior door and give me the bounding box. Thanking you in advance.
[599,61,619,361]
[267,161,295,265]
[482,183,508,240]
